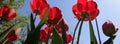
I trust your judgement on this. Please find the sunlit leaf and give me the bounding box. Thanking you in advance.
[36,9,49,30]
[88,16,97,44]
[61,19,67,44]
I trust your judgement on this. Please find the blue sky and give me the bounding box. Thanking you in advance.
[18,0,120,44]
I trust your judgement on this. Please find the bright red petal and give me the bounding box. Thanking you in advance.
[6,29,18,42]
[78,0,87,5]
[87,1,97,11]
[40,30,48,42]
[57,19,69,33]
[72,4,81,19]
[66,34,72,43]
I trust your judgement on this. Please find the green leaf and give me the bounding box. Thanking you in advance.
[51,28,63,44]
[88,17,97,44]
[35,8,49,30]
[61,19,67,44]
[30,13,35,31]
[27,23,30,33]
[9,0,15,6]
[24,9,49,44]
[0,24,15,43]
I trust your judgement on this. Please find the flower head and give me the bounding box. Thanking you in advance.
[40,7,62,25]
[56,19,69,33]
[40,29,48,42]
[102,20,118,37]
[30,0,49,15]
[66,34,72,43]
[6,29,18,42]
[44,26,54,33]
[0,5,16,21]
[72,0,99,21]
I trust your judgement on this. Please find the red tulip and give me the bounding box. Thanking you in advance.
[44,19,69,33]
[102,20,118,37]
[57,19,69,33]
[30,0,49,15]
[0,5,16,21]
[44,26,54,33]
[40,7,62,25]
[40,29,48,42]
[72,0,99,21]
[66,34,72,43]
[6,29,18,42]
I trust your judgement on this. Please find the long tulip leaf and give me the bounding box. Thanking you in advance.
[25,9,49,44]
[88,16,97,44]
[51,27,63,44]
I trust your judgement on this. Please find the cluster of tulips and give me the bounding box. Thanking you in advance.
[0,0,118,44]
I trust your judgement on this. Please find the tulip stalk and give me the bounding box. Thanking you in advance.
[45,25,51,44]
[76,17,85,44]
[95,18,101,44]
[110,35,114,44]
[71,20,80,44]
[33,14,37,22]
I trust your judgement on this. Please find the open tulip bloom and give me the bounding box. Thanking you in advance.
[0,0,119,44]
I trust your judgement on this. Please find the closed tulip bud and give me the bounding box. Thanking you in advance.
[102,20,118,37]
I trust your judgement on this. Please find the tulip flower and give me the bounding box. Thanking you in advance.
[0,5,16,21]
[44,19,69,33]
[44,26,54,33]
[30,0,49,15]
[40,29,48,42]
[102,20,118,37]
[72,0,99,21]
[6,29,18,42]
[56,19,69,33]
[40,7,62,25]
[66,34,72,43]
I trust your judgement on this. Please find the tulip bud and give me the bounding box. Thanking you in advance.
[102,20,118,37]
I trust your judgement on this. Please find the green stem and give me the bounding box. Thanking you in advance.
[33,14,37,22]
[95,18,101,44]
[61,19,67,44]
[72,20,80,44]
[110,36,113,44]
[45,26,51,44]
[77,17,85,44]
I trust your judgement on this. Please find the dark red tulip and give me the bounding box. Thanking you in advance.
[102,20,118,37]
[6,29,18,42]
[40,7,62,25]
[66,34,72,43]
[72,0,99,21]
[0,5,16,21]
[30,0,49,15]
[40,29,48,42]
